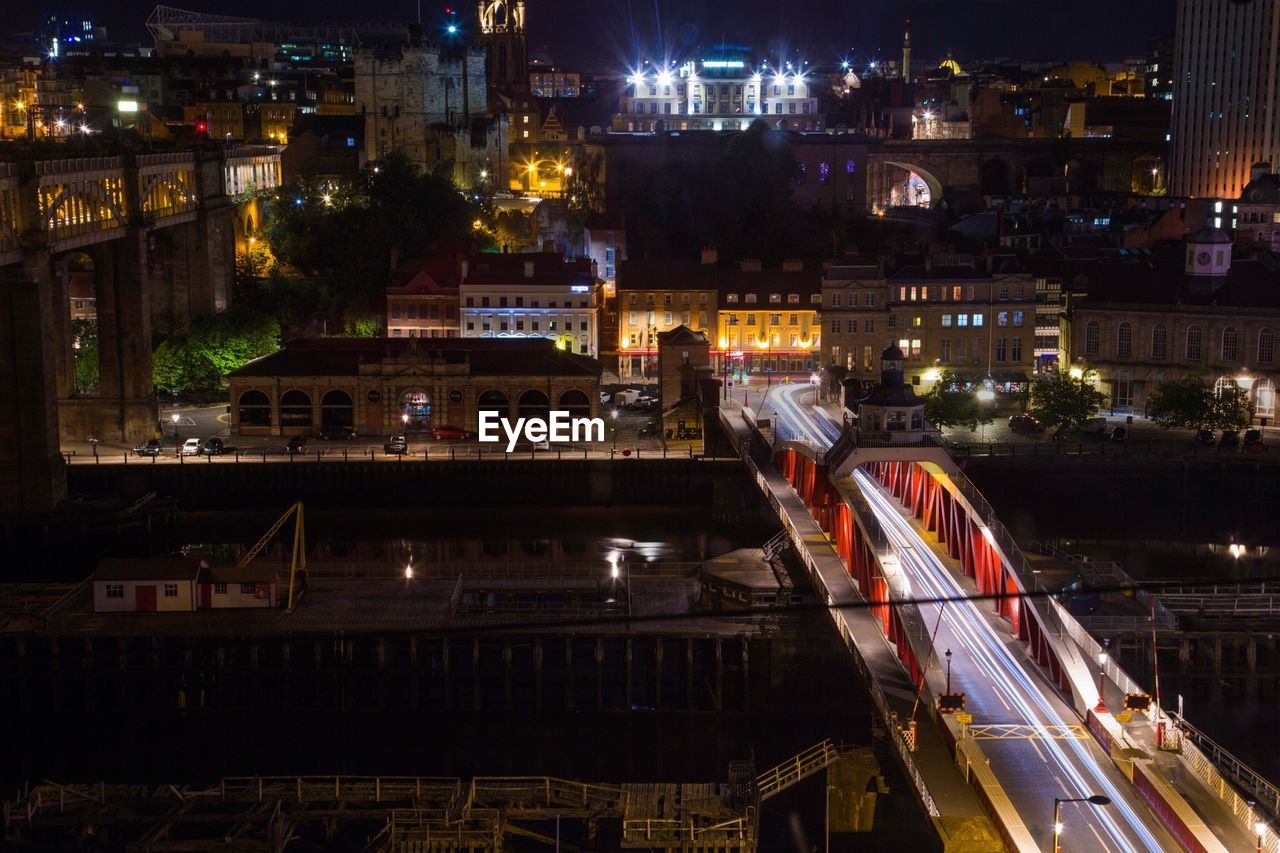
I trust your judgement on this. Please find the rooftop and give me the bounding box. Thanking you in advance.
[228,337,602,379]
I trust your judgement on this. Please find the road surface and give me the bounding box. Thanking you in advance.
[770,383,1178,852]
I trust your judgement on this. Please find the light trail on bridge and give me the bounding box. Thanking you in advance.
[770,383,1170,851]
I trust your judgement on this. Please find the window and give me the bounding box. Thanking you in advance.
[770,314,781,326]
[1222,326,1239,361]
[942,314,952,327]
[726,294,739,304]
[214,583,228,595]
[912,316,922,328]
[998,285,1009,301]
[1085,321,1100,356]
[240,583,255,594]
[831,320,842,333]
[940,338,951,362]
[996,338,1007,362]
[973,313,984,327]
[1117,323,1132,358]
[746,314,756,325]
[889,315,896,329]
[958,314,969,327]
[106,584,123,599]
[1260,328,1275,365]
[164,584,178,598]
[1012,337,1022,361]
[899,287,907,302]
[864,319,874,333]
[952,286,962,301]
[1152,324,1168,359]
[745,294,757,304]
[998,311,1009,327]
[831,293,842,307]
[865,294,877,308]
[769,293,782,304]
[1186,325,1203,360]
[1013,311,1024,327]
[787,293,800,304]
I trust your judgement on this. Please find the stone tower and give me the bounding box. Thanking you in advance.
[477,0,527,89]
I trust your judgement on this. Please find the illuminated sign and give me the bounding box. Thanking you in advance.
[570,285,589,293]
[118,100,138,113]
[702,60,746,69]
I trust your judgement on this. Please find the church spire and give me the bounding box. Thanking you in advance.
[901,17,912,82]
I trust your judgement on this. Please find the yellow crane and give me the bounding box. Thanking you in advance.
[237,501,307,612]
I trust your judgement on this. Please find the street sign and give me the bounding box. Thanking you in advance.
[1115,712,1133,724]
[938,693,966,713]
[727,380,734,388]
[1123,693,1152,712]
[954,712,973,724]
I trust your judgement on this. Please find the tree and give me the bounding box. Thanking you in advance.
[71,319,98,394]
[922,371,993,431]
[152,310,280,394]
[1029,369,1107,437]
[1148,376,1215,430]
[1212,383,1254,431]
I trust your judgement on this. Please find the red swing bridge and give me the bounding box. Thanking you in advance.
[720,381,1277,853]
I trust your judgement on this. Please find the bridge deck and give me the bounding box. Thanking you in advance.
[719,404,999,847]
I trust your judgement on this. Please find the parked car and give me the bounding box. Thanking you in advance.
[1194,429,1216,446]
[1244,428,1264,451]
[599,392,612,405]
[133,438,163,457]
[201,437,225,456]
[319,424,357,440]
[1110,426,1128,442]
[613,389,642,407]
[285,435,308,454]
[383,434,408,455]
[1219,430,1240,449]
[1008,413,1042,434]
[430,425,474,441]
[179,437,202,456]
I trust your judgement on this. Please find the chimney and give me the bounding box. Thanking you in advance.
[740,259,762,272]
[700,246,718,265]
[1251,161,1272,184]
[782,259,803,272]
[523,260,535,278]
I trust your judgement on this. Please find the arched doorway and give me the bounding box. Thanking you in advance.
[321,389,353,429]
[238,389,271,427]
[399,389,432,431]
[558,389,591,418]
[517,389,550,421]
[279,389,312,429]
[477,389,509,421]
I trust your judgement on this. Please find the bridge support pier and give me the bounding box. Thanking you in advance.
[55,231,157,443]
[0,270,67,511]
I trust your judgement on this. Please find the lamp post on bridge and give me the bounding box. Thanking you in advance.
[1052,794,1112,853]
[945,648,953,694]
[1095,648,1108,714]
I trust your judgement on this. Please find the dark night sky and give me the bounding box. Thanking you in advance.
[19,0,1176,71]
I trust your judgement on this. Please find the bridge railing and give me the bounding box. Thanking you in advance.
[720,406,941,818]
[950,462,1280,833]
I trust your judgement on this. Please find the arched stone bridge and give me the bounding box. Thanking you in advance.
[867,137,1165,208]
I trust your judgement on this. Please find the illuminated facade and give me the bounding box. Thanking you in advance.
[477,0,527,89]
[822,256,1036,395]
[1171,0,1280,198]
[618,254,820,380]
[615,45,824,133]
[460,253,601,357]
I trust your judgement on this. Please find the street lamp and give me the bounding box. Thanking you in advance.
[171,412,181,445]
[1095,650,1108,713]
[945,648,953,693]
[611,408,619,450]
[1256,819,1267,853]
[1053,794,1112,853]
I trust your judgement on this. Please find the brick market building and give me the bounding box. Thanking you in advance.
[227,337,600,437]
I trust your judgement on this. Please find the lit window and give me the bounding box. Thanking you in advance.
[105,584,123,599]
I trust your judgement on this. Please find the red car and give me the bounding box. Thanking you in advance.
[430,425,474,441]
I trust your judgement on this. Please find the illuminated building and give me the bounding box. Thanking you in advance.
[387,258,462,339]
[1066,229,1279,422]
[822,255,1036,395]
[619,251,820,380]
[1171,0,1280,198]
[615,44,824,133]
[477,0,527,90]
[459,253,601,357]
